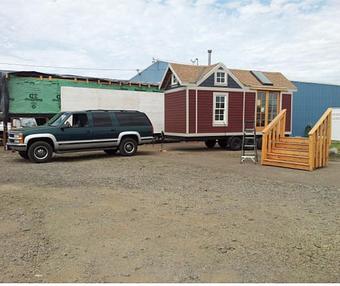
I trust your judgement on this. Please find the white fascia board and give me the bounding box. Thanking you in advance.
[164,132,264,137]
[164,87,186,94]
[196,86,249,92]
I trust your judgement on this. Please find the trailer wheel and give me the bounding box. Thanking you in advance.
[257,137,262,150]
[18,151,29,160]
[205,140,216,149]
[230,136,242,151]
[217,139,228,149]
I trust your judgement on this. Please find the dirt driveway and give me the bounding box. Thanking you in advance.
[0,142,339,282]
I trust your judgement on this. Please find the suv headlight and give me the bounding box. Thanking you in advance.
[13,133,24,144]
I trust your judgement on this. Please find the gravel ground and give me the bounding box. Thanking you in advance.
[0,142,339,282]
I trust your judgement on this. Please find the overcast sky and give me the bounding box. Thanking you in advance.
[1,0,340,84]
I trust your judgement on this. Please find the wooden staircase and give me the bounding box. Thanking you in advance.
[261,108,332,171]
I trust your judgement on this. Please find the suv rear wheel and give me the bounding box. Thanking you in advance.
[18,151,29,160]
[28,141,53,163]
[119,137,138,156]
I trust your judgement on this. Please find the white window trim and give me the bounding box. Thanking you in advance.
[171,74,178,86]
[214,71,228,86]
[213,92,228,127]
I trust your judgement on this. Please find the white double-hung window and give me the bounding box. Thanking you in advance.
[213,93,228,126]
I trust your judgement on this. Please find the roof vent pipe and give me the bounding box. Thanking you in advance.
[208,49,212,65]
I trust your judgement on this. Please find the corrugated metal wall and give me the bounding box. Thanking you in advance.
[292,81,340,137]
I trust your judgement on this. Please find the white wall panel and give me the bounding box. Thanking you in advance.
[61,87,164,134]
[332,108,340,141]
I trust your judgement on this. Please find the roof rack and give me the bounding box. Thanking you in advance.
[84,109,140,112]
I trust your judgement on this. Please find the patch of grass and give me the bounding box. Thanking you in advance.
[331,141,340,149]
[330,141,340,159]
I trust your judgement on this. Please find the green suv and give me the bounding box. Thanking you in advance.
[7,110,154,163]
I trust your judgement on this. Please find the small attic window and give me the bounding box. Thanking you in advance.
[215,71,227,86]
[171,74,178,86]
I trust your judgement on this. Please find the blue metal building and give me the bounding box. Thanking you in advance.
[292,81,340,137]
[130,60,168,85]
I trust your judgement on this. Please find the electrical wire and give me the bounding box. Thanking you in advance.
[0,62,137,71]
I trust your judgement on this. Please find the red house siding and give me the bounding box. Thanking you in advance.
[244,92,256,125]
[197,91,244,133]
[164,90,186,133]
[189,90,196,133]
[282,93,292,132]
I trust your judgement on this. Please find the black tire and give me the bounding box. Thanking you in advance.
[230,136,242,151]
[257,137,262,150]
[104,149,118,155]
[205,140,216,149]
[18,151,29,160]
[27,141,53,163]
[217,139,228,149]
[119,137,138,156]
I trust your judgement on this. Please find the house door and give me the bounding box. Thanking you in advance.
[256,91,280,130]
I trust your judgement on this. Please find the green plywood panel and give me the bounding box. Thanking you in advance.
[8,77,60,114]
[8,76,160,114]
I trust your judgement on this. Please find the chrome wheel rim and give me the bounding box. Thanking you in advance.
[34,146,48,160]
[124,142,135,153]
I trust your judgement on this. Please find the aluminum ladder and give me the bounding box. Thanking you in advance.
[241,121,258,163]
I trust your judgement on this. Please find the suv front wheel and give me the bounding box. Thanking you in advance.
[119,137,138,156]
[28,141,53,163]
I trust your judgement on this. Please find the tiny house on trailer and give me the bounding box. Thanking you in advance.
[160,62,296,150]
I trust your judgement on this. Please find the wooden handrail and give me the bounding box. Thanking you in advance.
[262,109,287,134]
[308,108,332,135]
[308,108,332,170]
[261,109,286,164]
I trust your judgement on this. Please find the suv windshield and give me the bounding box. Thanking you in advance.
[47,112,70,127]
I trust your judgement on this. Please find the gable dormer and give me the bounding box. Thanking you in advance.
[199,65,242,89]
[160,67,181,90]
